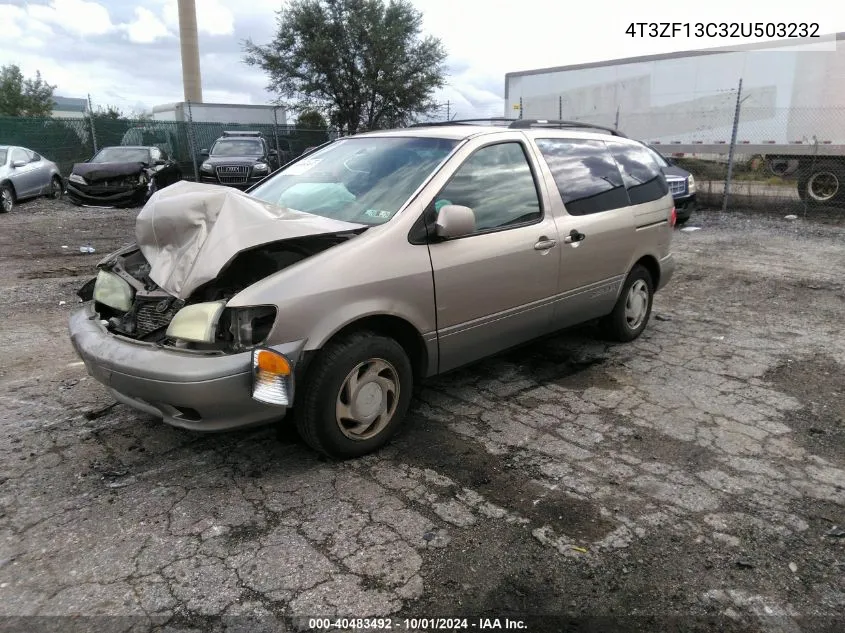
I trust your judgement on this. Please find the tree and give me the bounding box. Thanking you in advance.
[243,0,447,135]
[0,64,56,117]
[90,105,126,120]
[296,109,328,130]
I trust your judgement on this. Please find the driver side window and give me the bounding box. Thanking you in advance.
[434,142,541,234]
[11,148,28,164]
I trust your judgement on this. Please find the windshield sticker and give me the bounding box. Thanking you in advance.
[364,209,392,219]
[284,158,322,175]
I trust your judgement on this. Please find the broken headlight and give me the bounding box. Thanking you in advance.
[166,301,227,343]
[93,270,134,312]
[227,306,277,350]
[68,174,87,186]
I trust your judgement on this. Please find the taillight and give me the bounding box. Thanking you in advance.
[670,207,677,228]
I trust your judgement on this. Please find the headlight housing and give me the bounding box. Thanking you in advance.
[166,301,226,343]
[687,174,696,193]
[68,174,87,186]
[253,162,269,173]
[201,161,214,173]
[93,270,133,312]
[226,306,277,350]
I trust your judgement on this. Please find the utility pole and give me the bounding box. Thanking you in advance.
[722,78,744,214]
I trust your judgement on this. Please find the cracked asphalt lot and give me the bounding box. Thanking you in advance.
[1,199,844,632]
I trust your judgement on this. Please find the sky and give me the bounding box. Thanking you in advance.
[1,0,842,120]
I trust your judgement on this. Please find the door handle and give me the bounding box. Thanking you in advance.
[534,238,557,251]
[564,229,586,244]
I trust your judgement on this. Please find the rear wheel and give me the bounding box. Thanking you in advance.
[0,184,13,213]
[295,331,413,458]
[798,162,845,207]
[600,265,654,342]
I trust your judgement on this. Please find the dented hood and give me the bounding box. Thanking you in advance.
[136,180,364,300]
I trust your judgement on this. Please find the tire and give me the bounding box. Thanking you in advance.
[0,184,14,213]
[798,162,845,207]
[600,265,654,342]
[48,176,63,200]
[295,331,413,458]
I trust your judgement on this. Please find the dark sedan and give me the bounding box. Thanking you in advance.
[66,146,182,208]
[644,144,697,225]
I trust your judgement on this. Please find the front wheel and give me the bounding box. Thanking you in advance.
[48,176,63,200]
[295,332,413,458]
[600,265,654,342]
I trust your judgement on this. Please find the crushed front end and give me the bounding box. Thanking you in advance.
[66,170,152,207]
[70,245,303,431]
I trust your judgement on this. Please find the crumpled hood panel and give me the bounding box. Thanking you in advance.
[72,162,147,181]
[136,180,364,300]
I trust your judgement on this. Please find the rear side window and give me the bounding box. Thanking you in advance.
[607,141,669,205]
[534,138,628,216]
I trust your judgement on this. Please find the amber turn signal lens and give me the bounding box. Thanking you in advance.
[255,349,291,375]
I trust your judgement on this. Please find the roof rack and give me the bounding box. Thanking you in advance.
[408,118,517,128]
[508,119,626,137]
[222,130,262,137]
[409,118,626,137]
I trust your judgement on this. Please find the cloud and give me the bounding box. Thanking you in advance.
[27,0,115,37]
[161,0,235,37]
[122,7,173,44]
[5,0,841,121]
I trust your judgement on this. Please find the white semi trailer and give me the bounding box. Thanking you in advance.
[505,33,845,205]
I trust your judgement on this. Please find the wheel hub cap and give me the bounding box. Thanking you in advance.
[625,280,649,329]
[353,382,384,420]
[336,358,399,441]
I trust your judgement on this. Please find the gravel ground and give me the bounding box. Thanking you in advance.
[0,196,844,633]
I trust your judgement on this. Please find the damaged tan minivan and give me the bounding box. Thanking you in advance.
[70,120,676,458]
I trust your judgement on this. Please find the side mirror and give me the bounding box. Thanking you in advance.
[435,204,476,239]
[200,149,209,156]
[12,160,27,168]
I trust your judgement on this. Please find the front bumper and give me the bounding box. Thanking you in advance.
[673,193,697,218]
[69,303,304,431]
[66,183,147,207]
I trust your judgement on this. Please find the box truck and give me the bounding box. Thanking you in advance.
[505,33,845,205]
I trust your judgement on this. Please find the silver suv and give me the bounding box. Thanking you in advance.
[70,119,676,458]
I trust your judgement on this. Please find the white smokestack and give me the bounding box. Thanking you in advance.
[177,0,203,103]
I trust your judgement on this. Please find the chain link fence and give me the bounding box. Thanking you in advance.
[0,115,334,181]
[513,95,845,216]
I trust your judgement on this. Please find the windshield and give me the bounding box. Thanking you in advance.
[91,147,151,164]
[249,136,459,225]
[646,145,670,168]
[211,139,263,156]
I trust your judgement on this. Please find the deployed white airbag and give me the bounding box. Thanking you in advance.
[135,181,363,300]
